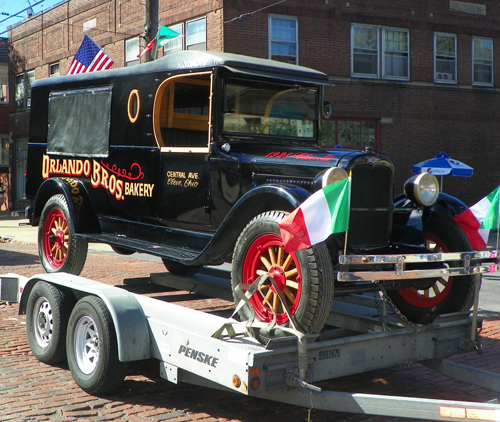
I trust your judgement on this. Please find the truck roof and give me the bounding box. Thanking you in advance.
[32,50,333,88]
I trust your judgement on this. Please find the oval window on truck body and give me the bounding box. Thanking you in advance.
[153,71,213,153]
[127,89,140,123]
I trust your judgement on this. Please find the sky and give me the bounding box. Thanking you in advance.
[0,0,63,36]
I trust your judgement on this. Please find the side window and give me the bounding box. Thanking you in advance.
[321,118,379,152]
[153,73,211,152]
[435,33,457,84]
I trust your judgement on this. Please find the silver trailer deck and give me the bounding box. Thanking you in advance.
[2,269,500,421]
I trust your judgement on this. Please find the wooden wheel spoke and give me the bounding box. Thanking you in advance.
[283,286,296,303]
[260,256,272,270]
[285,279,299,291]
[437,278,448,287]
[282,254,293,271]
[431,283,440,296]
[268,246,277,266]
[272,294,279,313]
[277,247,284,266]
[285,268,298,279]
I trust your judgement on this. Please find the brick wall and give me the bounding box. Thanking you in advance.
[8,0,500,205]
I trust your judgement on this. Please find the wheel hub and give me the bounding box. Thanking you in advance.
[269,266,286,291]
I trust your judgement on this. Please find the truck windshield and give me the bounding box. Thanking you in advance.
[223,77,318,139]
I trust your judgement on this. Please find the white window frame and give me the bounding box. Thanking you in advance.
[15,70,35,109]
[163,18,206,53]
[472,37,493,87]
[125,38,140,66]
[434,33,457,84]
[351,24,409,81]
[49,63,60,77]
[268,14,298,65]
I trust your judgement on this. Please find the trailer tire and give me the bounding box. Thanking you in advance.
[26,281,74,364]
[162,258,201,276]
[38,194,88,275]
[67,296,129,395]
[232,211,334,335]
[386,214,476,324]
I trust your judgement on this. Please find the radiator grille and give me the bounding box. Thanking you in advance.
[348,163,393,249]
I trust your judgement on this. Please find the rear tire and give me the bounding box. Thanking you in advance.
[38,194,88,275]
[386,214,476,324]
[67,296,129,395]
[232,211,334,334]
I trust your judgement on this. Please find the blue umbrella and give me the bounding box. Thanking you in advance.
[411,152,473,177]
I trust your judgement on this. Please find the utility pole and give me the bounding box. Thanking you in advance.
[143,0,158,62]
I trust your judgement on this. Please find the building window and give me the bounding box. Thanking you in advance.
[163,18,205,53]
[125,38,140,66]
[15,71,35,109]
[0,84,6,102]
[49,63,60,77]
[321,118,379,151]
[269,15,298,64]
[435,33,457,84]
[351,24,409,80]
[472,37,493,86]
[187,18,206,51]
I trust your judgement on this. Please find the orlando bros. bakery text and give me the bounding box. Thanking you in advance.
[42,155,154,201]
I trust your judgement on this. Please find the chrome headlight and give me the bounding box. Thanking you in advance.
[322,167,349,188]
[404,173,439,207]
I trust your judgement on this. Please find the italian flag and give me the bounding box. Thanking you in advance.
[453,186,500,250]
[278,178,351,252]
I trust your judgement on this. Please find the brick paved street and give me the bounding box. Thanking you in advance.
[2,239,500,422]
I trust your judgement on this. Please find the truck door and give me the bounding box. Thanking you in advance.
[153,72,212,227]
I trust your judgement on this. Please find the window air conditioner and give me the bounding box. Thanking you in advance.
[436,72,454,81]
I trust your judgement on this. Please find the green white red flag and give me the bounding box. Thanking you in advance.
[137,25,180,59]
[453,186,500,250]
[278,178,351,252]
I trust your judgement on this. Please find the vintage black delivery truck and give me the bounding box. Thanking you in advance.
[26,50,497,337]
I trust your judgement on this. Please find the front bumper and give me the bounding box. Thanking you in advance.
[337,250,498,282]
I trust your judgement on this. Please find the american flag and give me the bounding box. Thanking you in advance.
[67,35,114,75]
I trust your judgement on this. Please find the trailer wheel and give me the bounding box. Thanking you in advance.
[232,211,334,334]
[26,281,73,364]
[162,258,201,276]
[386,214,476,324]
[67,296,129,395]
[39,194,88,275]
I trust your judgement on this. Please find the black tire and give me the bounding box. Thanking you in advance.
[26,281,74,364]
[38,194,88,275]
[162,258,201,276]
[231,211,334,334]
[386,213,476,324]
[66,296,129,395]
[111,246,136,256]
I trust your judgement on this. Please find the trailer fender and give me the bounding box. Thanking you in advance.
[20,273,150,362]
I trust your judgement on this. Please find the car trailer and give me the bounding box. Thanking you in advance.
[2,269,500,421]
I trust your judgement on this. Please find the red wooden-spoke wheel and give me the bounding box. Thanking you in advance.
[242,233,302,325]
[395,232,453,308]
[386,214,475,324]
[38,194,88,275]
[42,209,69,269]
[232,211,334,337]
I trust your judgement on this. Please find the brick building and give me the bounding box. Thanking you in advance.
[6,0,500,209]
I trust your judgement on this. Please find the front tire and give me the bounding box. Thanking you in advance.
[26,281,73,364]
[386,214,476,324]
[67,296,129,395]
[232,211,334,334]
[38,194,88,275]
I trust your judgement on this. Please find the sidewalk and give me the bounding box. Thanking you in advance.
[0,209,113,253]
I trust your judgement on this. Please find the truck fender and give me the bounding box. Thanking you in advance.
[19,273,151,362]
[203,184,310,262]
[30,178,98,233]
